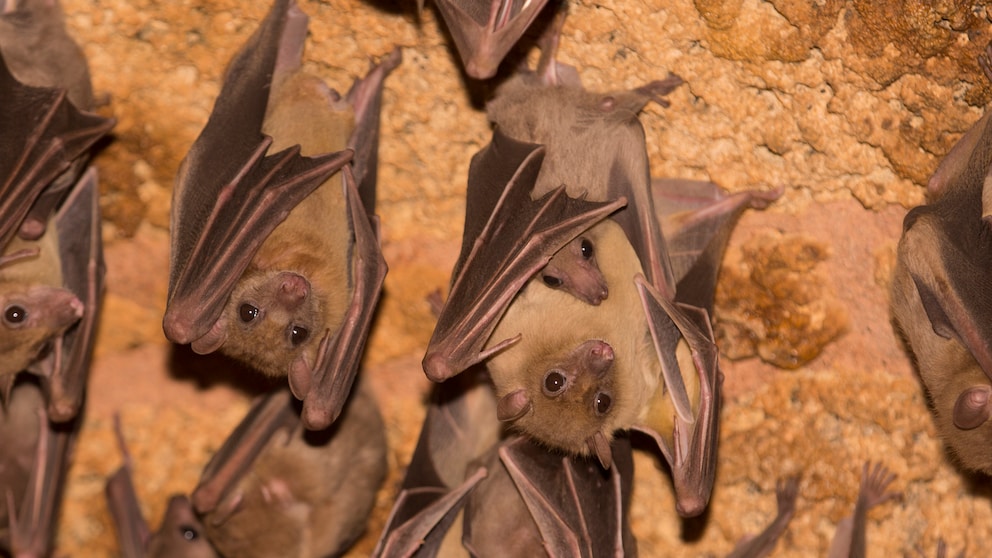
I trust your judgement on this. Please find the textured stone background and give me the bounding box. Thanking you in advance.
[51,0,992,555]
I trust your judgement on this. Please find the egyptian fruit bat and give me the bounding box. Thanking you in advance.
[0,378,77,557]
[374,371,635,557]
[428,0,554,79]
[826,462,900,558]
[162,0,398,429]
[105,417,219,558]
[891,43,992,475]
[1,167,104,422]
[191,383,387,558]
[0,172,100,555]
[422,12,778,515]
[108,382,386,558]
[0,1,113,246]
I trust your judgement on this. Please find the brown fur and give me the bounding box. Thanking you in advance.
[201,381,387,558]
[218,71,354,378]
[891,215,992,475]
[488,75,653,202]
[487,220,666,455]
[0,219,81,379]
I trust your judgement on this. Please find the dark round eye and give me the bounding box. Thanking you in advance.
[290,326,309,345]
[580,238,594,259]
[542,275,563,287]
[543,370,567,395]
[595,392,612,415]
[4,305,26,324]
[179,525,199,541]
[239,304,259,323]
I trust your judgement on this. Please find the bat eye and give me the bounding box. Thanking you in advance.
[594,392,612,415]
[290,326,309,345]
[543,370,568,396]
[580,238,594,259]
[542,275,563,288]
[179,525,199,541]
[3,305,26,325]
[239,304,259,322]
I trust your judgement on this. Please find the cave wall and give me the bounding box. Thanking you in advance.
[53,0,991,555]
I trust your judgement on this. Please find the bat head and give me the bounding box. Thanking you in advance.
[0,283,83,377]
[540,235,608,305]
[148,495,219,558]
[496,339,619,465]
[216,269,322,378]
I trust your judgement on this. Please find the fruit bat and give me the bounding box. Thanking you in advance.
[107,381,386,558]
[891,43,992,475]
[162,0,398,429]
[0,378,77,557]
[1,167,104,422]
[0,0,114,249]
[427,0,554,79]
[0,171,100,555]
[826,462,901,558]
[422,11,778,516]
[105,416,220,558]
[373,370,635,557]
[725,475,800,558]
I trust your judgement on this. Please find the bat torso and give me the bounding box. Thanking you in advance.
[202,382,387,558]
[486,219,662,455]
[218,71,356,377]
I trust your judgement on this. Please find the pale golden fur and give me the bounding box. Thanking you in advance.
[219,71,354,377]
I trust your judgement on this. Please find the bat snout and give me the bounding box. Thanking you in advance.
[276,272,310,307]
[582,340,615,375]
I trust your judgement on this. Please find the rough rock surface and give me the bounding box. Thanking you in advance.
[50,0,992,555]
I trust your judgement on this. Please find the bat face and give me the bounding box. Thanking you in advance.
[487,220,659,464]
[0,285,82,377]
[498,338,617,459]
[146,496,219,558]
[540,235,608,305]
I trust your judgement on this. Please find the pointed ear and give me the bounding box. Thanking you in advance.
[497,389,531,422]
[586,431,613,470]
[288,354,312,400]
[953,385,992,430]
[190,318,228,355]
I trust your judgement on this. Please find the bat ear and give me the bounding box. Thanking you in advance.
[497,389,531,422]
[190,318,228,355]
[586,431,612,470]
[953,385,992,430]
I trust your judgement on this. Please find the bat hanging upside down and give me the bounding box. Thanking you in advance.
[162,0,399,429]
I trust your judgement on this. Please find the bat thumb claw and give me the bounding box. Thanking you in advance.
[587,431,613,470]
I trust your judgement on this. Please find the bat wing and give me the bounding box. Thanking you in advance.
[423,130,626,382]
[162,0,353,347]
[898,205,992,382]
[433,0,550,79]
[654,178,781,310]
[298,166,388,429]
[191,388,299,516]
[345,48,402,215]
[2,380,76,557]
[373,373,495,557]
[633,277,721,518]
[464,435,635,558]
[105,417,152,558]
[0,53,113,249]
[36,167,104,423]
